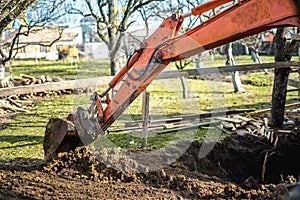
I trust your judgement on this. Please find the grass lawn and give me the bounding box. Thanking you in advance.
[7,59,112,79]
[0,55,299,161]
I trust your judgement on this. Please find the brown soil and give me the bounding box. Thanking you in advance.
[1,132,300,200]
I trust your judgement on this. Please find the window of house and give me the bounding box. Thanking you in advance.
[18,46,26,53]
[40,46,49,53]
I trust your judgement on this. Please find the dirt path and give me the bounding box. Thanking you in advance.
[1,132,300,199]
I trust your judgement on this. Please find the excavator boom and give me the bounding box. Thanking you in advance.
[44,0,300,161]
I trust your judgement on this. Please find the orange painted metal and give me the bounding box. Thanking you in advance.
[99,15,183,132]
[160,0,300,61]
[94,0,299,135]
[107,49,142,89]
[192,0,234,15]
[90,93,104,121]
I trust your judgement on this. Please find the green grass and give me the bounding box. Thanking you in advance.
[1,55,300,161]
[6,59,111,80]
[0,95,73,161]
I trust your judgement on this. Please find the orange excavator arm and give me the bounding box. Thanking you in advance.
[44,0,300,160]
[96,0,299,133]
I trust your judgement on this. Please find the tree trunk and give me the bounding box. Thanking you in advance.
[226,43,245,93]
[0,63,5,78]
[195,53,202,69]
[110,56,117,76]
[179,75,188,99]
[270,28,291,128]
[250,47,268,74]
[271,68,290,128]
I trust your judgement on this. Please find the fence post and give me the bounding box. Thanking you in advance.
[141,90,150,148]
[298,69,300,97]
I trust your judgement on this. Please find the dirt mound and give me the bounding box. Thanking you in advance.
[1,132,300,199]
[43,147,141,183]
[41,146,277,199]
[141,168,278,199]
[40,132,300,199]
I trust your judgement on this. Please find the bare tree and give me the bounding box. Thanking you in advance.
[0,0,36,33]
[241,33,269,74]
[144,0,206,98]
[0,0,36,77]
[225,43,245,92]
[0,0,71,76]
[71,0,165,76]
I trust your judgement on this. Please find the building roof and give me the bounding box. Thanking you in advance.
[1,26,77,45]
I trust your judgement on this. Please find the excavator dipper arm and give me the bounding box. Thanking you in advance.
[44,0,300,160]
[99,0,300,135]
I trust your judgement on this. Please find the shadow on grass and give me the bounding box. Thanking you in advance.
[0,142,41,150]
[0,123,9,131]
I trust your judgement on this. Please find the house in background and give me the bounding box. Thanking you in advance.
[1,26,79,60]
[80,15,156,61]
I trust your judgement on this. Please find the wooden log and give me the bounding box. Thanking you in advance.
[52,76,64,82]
[249,102,300,116]
[14,99,34,105]
[288,79,300,88]
[7,97,23,108]
[0,100,27,112]
[233,115,252,122]
[11,77,23,86]
[186,61,300,76]
[108,123,165,133]
[125,109,254,127]
[220,121,235,130]
[287,88,300,92]
[40,75,47,83]
[0,76,12,88]
[249,121,262,129]
[164,122,195,129]
[21,74,36,85]
[157,71,188,79]
[216,117,243,124]
[22,79,32,85]
[35,79,41,84]
[125,117,183,128]
[156,120,221,134]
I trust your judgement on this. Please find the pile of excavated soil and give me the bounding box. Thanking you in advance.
[43,147,142,183]
[1,132,300,199]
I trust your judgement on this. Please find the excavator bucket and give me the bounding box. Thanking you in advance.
[43,118,82,161]
[43,106,102,161]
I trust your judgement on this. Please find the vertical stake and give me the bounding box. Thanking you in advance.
[141,90,150,148]
[298,69,300,97]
